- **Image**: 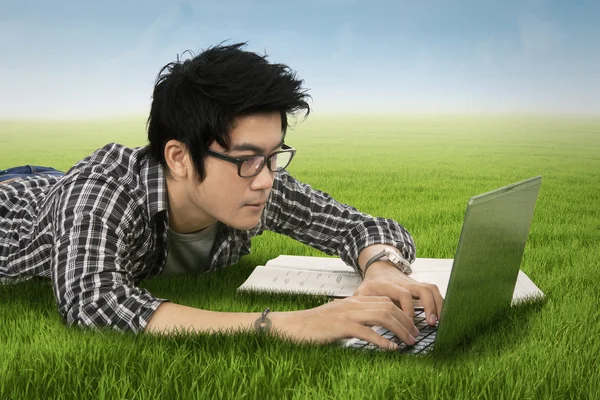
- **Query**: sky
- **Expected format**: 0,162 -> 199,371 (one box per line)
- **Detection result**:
1,0 -> 599,118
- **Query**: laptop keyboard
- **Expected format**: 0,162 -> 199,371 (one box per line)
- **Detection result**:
344,310 -> 438,354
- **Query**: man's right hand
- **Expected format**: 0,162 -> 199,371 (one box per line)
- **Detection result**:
270,296 -> 419,351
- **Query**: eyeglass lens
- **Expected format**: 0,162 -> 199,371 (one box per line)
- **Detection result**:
239,151 -> 293,177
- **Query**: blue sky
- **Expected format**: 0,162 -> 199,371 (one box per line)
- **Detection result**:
1,0 -> 599,118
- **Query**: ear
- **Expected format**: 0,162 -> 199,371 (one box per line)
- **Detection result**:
164,139 -> 192,179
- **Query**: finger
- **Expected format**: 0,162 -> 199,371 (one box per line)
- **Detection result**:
372,283 -> 415,318
340,296 -> 419,337
349,295 -> 398,303
351,309 -> 417,346
351,325 -> 402,351
428,284 -> 444,321
413,284 -> 439,326
355,283 -> 415,317
396,289 -> 415,319
347,299 -> 417,332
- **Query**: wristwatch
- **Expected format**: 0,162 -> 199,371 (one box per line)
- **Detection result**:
363,248 -> 413,277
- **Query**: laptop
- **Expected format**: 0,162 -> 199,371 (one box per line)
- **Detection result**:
342,176 -> 543,354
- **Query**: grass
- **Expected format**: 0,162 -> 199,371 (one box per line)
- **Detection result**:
1,114 -> 599,399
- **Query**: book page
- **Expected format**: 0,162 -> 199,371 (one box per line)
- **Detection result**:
265,255 -> 355,273
239,256 -> 544,301
263,256 -> 454,296
237,265 -> 361,297
513,270 -> 545,303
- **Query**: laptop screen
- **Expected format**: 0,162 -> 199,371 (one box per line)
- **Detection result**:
434,176 -> 542,353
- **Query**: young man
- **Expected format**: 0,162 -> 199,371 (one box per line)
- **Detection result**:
0,43 -> 443,350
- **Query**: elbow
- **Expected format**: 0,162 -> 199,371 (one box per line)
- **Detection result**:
58,293 -> 166,334
60,301 -> 117,331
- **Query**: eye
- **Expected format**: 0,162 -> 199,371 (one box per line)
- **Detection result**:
240,156 -> 265,176
242,156 -> 263,166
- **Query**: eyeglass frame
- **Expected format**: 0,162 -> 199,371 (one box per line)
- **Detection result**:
206,144 -> 297,178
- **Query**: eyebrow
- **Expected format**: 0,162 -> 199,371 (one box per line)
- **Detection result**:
230,139 -> 284,154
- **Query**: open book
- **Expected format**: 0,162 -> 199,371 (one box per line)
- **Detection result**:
237,255 -> 545,304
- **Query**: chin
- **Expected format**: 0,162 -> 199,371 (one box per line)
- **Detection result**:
227,218 -> 261,231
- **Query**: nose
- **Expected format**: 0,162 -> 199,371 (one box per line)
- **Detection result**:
250,164 -> 276,191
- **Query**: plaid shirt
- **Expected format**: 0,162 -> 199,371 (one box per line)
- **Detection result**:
0,143 -> 415,333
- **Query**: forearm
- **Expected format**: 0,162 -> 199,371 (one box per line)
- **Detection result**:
145,297 -> 424,349
144,302 -> 290,335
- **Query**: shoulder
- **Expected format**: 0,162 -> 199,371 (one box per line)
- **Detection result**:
62,143 -> 152,196
271,170 -> 313,196
51,144 -> 154,219
68,143 -> 144,178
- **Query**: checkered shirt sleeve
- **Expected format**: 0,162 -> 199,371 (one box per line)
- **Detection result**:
50,174 -> 167,333
262,171 -> 416,275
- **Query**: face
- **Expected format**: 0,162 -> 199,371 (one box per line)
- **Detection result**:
165,111 -> 284,232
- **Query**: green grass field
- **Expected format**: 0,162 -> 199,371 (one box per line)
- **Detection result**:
1,114 -> 599,399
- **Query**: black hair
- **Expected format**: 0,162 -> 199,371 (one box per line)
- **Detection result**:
147,42 -> 311,181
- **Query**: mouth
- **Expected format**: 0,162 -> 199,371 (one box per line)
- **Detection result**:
246,202 -> 266,207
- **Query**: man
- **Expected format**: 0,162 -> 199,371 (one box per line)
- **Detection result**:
0,43 -> 443,351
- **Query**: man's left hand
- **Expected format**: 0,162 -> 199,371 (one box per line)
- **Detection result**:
353,261 -> 444,326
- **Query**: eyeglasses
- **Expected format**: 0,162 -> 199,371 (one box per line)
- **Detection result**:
206,144 -> 297,178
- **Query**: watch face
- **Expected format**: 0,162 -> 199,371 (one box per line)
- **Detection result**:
386,250 -> 401,264
387,250 -> 413,274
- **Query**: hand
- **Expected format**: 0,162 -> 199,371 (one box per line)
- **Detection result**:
354,261 -> 444,327
271,296 -> 420,350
